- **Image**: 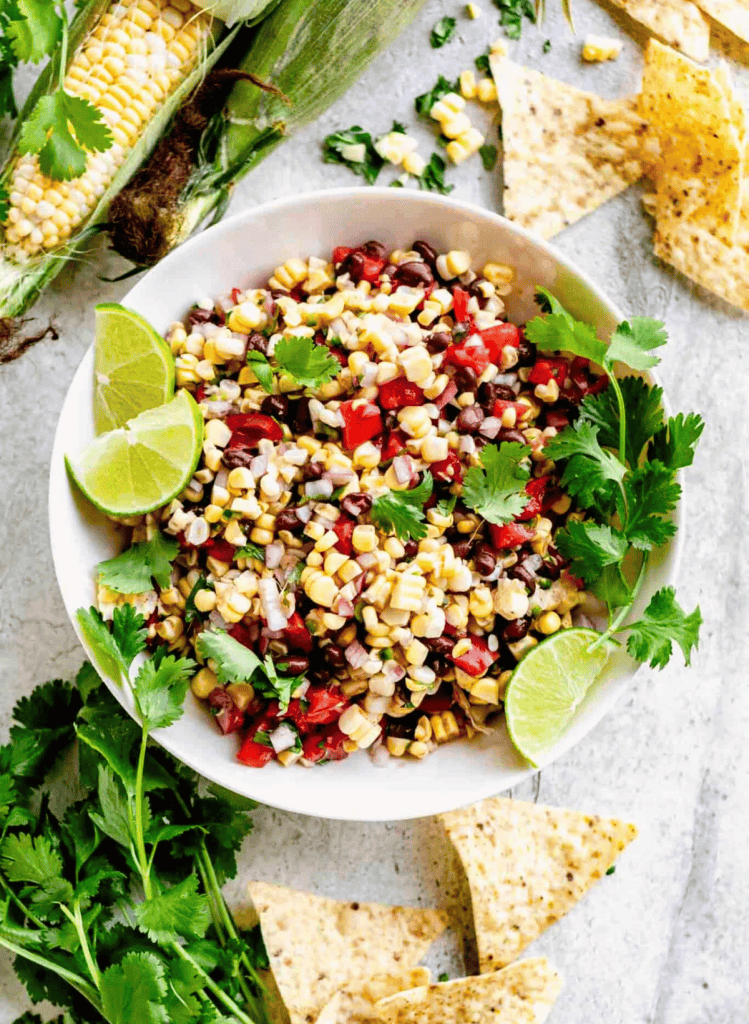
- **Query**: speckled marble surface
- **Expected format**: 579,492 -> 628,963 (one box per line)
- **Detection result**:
1,1 -> 748,1021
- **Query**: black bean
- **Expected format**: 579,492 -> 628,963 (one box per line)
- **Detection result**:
340,492 -> 373,517
429,654 -> 451,677
466,280 -> 488,308
361,240 -> 387,260
474,545 -> 497,577
342,251 -> 366,282
424,635 -> 455,657
292,397 -> 312,435
395,261 -> 434,288
302,461 -> 324,481
279,655 -> 310,674
309,665 -> 332,685
324,644 -> 347,670
516,333 -> 536,367
456,404 -> 484,432
502,617 -> 531,642
275,509 -> 302,532
260,394 -> 289,418
383,410 -> 399,431
246,332 -> 268,355
451,538 -> 475,560
412,240 -> 439,268
222,448 -> 254,469
426,331 -> 452,354
403,540 -> 418,558
477,381 -> 515,412
509,563 -> 536,593
187,306 -> 219,327
451,365 -> 477,393
497,428 -> 527,445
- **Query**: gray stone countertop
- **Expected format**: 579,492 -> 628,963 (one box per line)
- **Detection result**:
1,0 -> 748,1020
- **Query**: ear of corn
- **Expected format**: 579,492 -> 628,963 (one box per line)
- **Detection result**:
0,0 -> 279,321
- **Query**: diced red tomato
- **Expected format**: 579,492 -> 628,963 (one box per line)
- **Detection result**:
433,379 -> 457,410
452,287 -> 470,322
195,383 -> 207,403
489,523 -> 536,549
359,255 -> 386,283
332,246 -> 352,265
449,634 -> 498,677
444,337 -> 493,376
528,358 -> 568,387
492,398 -> 527,421
226,413 -> 283,446
237,737 -> 275,767
516,476 -> 560,521
231,287 -> 242,305
419,686 -> 456,714
205,538 -> 237,563
340,401 -> 383,450
563,570 -> 586,590
431,449 -> 463,484
378,377 -> 425,410
228,623 -> 255,650
304,686 -> 348,725
378,430 -> 409,462
480,323 -> 520,361
545,410 -> 570,431
333,515 -> 355,555
319,725 -> 349,760
301,732 -> 327,763
282,612 -> 313,653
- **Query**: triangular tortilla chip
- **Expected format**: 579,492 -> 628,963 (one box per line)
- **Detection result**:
249,881 -> 449,1024
315,969 -> 432,1024
375,958 -> 562,1024
639,40 -> 743,246
440,797 -> 637,972
490,56 -> 648,239
596,0 -> 709,61
692,0 -> 749,43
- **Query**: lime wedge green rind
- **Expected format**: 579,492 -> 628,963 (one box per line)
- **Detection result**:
93,302 -> 175,435
67,390 -> 203,517
504,627 -> 616,769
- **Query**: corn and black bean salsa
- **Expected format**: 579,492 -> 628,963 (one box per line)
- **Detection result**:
98,240 -> 608,767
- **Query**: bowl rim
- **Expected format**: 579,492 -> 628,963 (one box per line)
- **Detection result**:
49,186 -> 683,821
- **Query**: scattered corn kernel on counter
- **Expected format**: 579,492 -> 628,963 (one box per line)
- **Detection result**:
97,240 -> 608,767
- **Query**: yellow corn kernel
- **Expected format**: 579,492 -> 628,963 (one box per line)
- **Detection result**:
536,610 -> 562,635
352,441 -> 381,470
402,151 -> 427,176
476,77 -> 497,103
338,704 -> 369,736
352,525 -> 378,554
386,736 -> 409,757
469,586 -> 494,619
470,677 -> 500,704
224,519 -> 247,546
305,574 -> 338,608
460,70 -> 477,99
193,587 -> 217,613
249,527 -> 274,546
338,559 -> 363,584
430,93 -> 465,123
398,404 -> 432,438
191,667 -> 218,699
408,740 -> 429,759
420,435 -> 450,463
324,550 -> 348,576
508,634 -> 538,660
436,250 -> 472,279
406,640 -> 429,667
582,34 -> 623,62
466,2 -> 482,16
390,574 -> 426,612
228,302 -> 265,333
314,530 -> 338,553
535,378 -> 560,404
531,516 -> 553,557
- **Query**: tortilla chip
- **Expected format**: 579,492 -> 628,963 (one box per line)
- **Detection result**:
491,55 -> 648,239
249,881 -> 449,1024
440,797 -> 637,972
639,40 -> 743,245
598,0 -> 709,61
375,958 -> 562,1024
692,0 -> 749,43
315,969 -> 432,1024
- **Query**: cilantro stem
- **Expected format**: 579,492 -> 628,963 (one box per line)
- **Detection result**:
608,374 -> 628,467
173,942 -> 257,1024
60,902 -> 100,988
588,554 -> 649,653
0,875 -> 46,929
0,933 -> 103,1014
134,725 -> 152,898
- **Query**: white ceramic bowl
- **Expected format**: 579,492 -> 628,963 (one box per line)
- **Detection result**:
49,187 -> 680,821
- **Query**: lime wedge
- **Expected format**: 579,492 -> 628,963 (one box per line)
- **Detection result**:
67,390 -> 203,517
93,303 -> 175,434
504,628 -> 616,768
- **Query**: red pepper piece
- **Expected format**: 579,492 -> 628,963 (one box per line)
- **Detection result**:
449,633 -> 498,677
563,570 -> 586,590
333,515 -> 355,555
282,612 -> 313,653
206,538 -> 237,563
228,622 -> 255,649
516,476 -> 560,521
528,358 -> 569,387
304,686 -> 348,726
320,724 -> 350,761
378,430 -> 409,462
452,287 -> 470,322
545,410 -> 570,431
492,398 -> 527,421
195,383 -> 207,403
431,449 -> 463,484
480,323 -> 520,361
236,737 -> 275,767
340,400 -> 383,450
444,338 -> 493,376
489,523 -> 536,549
332,246 -> 352,266
301,731 -> 327,763
433,379 -> 457,410
359,255 -> 386,283
226,413 -> 283,446
419,686 -> 456,714
231,287 -> 242,305
378,377 -> 425,410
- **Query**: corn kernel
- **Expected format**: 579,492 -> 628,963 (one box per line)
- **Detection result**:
466,2 -> 482,16
403,151 -> 427,176
224,519 -> 247,546
582,34 -> 623,62
191,667 -> 217,699
442,113 -> 473,139
414,715 -> 432,742
305,574 -> 338,608
537,610 -> 562,635
387,736 -> 409,756
405,640 -> 429,667
470,677 -> 500,704
352,525 -> 378,553
476,77 -> 497,103
408,740 -> 429,759
194,588 -> 217,613
460,70 -> 477,99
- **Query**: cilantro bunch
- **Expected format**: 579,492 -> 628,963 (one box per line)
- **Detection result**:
0,638 -> 270,1023
525,290 -> 703,669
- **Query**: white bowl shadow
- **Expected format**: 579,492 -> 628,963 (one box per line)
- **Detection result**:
49,187 -> 682,821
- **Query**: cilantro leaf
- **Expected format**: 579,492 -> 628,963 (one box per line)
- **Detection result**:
606,318 -> 668,371
626,587 -> 702,669
7,0 -> 63,63
97,534 -> 178,594
273,335 -> 340,390
76,661 -> 102,703
555,520 -> 629,582
462,442 -> 531,524
99,952 -> 168,1024
1,832 -> 65,886
479,144 -> 498,171
591,562 -> 633,610
436,494 -> 457,517
431,16 -> 456,47
545,420 -> 624,514
132,653 -> 196,731
494,0 -> 536,40
111,604 -> 147,667
76,606 -> 129,683
135,874 -> 211,944
88,764 -> 131,846
196,630 -> 262,685
475,52 -> 491,74
525,289 -> 608,365
322,125 -> 383,184
184,577 -> 213,625
371,472 -> 433,541
617,461 -> 679,551
580,376 -> 664,469
417,152 -> 454,194
415,74 -> 459,117
247,350 -> 273,393
650,412 -> 705,470
254,656 -> 304,712
234,542 -> 265,563
18,90 -> 112,181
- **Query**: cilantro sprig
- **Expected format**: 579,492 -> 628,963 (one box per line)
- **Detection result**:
531,290 -> 703,669
371,472 -> 433,542
274,335 -> 340,390
462,442 -> 532,524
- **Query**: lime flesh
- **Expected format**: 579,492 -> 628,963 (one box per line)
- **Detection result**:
504,627 -> 616,768
67,390 -> 203,517
93,303 -> 175,434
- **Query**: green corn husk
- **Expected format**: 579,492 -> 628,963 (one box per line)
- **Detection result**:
108,0 -> 429,265
0,0 -> 280,326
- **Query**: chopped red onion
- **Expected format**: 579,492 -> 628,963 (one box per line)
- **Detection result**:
264,541 -> 284,569
297,504 -> 313,524
203,400 -> 233,419
305,478 -> 334,499
383,661 -> 406,682
345,640 -> 368,669
215,469 -> 228,488
335,598 -> 355,618
250,454 -> 268,477
270,723 -> 297,753
361,364 -> 378,388
459,435 -> 476,455
326,467 -> 355,486
479,417 -> 501,438
258,578 -> 288,631
495,372 -> 518,386
393,455 -> 413,484
208,611 -> 231,630
357,552 -> 378,570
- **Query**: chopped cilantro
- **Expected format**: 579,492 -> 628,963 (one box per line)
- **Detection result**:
371,472 -> 433,542
475,51 -> 491,74
462,442 -> 531,524
438,972 -> 450,983
543,38 -> 552,52
235,542 -> 265,563
96,533 -> 178,594
415,74 -> 459,117
418,153 -> 454,195
184,577 -> 213,624
479,143 -> 498,171
606,865 -> 616,875
322,125 -> 383,184
494,0 -> 536,40
431,16 -> 457,47
273,335 -> 340,390
247,350 -> 274,393
435,494 -> 457,517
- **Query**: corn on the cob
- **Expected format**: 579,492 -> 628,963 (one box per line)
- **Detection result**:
3,0 -> 213,260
